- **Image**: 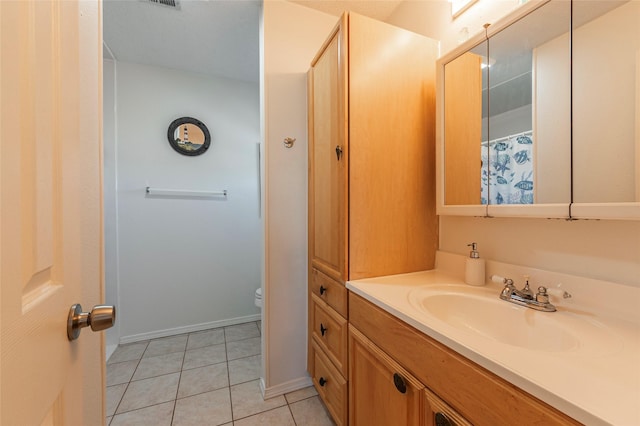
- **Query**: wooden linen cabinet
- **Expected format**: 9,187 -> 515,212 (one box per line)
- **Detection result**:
307,11 -> 439,425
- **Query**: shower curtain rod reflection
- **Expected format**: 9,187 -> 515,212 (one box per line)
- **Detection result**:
145,187 -> 228,197
482,130 -> 532,146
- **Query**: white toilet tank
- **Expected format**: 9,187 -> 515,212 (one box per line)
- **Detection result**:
254,287 -> 262,308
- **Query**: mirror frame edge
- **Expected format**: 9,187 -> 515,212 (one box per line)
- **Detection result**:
570,203 -> 640,221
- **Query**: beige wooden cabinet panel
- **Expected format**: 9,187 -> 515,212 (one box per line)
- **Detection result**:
308,12 -> 439,425
309,22 -> 347,283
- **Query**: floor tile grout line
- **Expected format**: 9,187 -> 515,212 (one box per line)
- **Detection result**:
171,347 -> 187,425
109,399 -> 178,418
287,397 -> 299,426
231,403 -> 289,423
170,388 -> 179,425
110,341 -> 148,417
223,327 -> 238,425
174,383 -> 231,401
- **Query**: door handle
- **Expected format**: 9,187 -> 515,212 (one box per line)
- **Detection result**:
320,323 -> 328,336
67,304 -> 116,341
393,373 -> 407,394
335,145 -> 343,161
434,412 -> 453,426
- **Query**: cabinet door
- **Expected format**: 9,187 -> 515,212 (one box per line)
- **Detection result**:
349,325 -> 424,426
348,13 -> 438,279
424,388 -> 471,426
308,20 -> 348,283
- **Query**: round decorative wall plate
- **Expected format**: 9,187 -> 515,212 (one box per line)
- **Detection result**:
167,117 -> 211,156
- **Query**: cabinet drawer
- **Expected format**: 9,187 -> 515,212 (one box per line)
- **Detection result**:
349,292 -> 580,426
311,294 -> 348,375
310,268 -> 348,318
424,387 -> 471,426
311,340 -> 347,426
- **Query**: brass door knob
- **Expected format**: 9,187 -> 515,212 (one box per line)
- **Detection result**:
67,304 -> 116,341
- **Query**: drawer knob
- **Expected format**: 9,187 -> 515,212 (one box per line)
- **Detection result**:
320,323 -> 328,336
319,285 -> 327,295
435,412 -> 453,426
319,377 -> 327,387
393,373 -> 407,394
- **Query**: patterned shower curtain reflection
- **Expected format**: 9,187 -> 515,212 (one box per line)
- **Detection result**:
481,131 -> 534,204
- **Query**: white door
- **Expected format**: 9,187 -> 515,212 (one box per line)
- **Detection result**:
1,0 -> 105,424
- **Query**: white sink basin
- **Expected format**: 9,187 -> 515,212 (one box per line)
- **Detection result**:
408,285 -> 619,354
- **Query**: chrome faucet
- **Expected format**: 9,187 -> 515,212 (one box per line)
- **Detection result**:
494,275 -> 557,312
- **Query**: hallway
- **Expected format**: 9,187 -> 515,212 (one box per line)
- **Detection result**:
106,322 -> 334,425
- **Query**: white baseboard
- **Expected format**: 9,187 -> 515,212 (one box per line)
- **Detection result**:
260,375 -> 313,399
119,314 -> 261,344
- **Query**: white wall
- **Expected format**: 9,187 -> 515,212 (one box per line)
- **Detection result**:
261,0 -> 336,395
388,1 -> 640,288
112,61 -> 261,341
387,0 -> 522,55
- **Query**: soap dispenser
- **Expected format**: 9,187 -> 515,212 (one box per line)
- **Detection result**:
465,242 -> 486,286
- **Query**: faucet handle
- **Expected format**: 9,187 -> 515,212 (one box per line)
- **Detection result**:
491,275 -> 514,286
536,286 -> 550,304
546,287 -> 572,299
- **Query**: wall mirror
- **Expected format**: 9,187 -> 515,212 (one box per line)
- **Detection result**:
438,0 -> 639,219
438,0 -> 571,217
484,1 -> 571,210
571,1 -> 640,219
167,117 -> 211,156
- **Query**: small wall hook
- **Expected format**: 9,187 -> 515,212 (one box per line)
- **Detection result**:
283,137 -> 296,148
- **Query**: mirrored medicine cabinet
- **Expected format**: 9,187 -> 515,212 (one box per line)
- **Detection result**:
436,0 -> 640,220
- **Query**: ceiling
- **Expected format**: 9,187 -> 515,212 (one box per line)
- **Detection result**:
103,0 -> 261,83
290,0 -> 403,21
103,0 -> 404,84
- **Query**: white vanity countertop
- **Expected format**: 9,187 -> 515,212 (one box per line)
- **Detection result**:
347,264 -> 640,426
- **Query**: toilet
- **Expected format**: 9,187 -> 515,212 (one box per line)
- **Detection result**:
254,287 -> 262,308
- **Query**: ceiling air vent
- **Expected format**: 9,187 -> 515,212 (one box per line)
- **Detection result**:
142,0 -> 181,10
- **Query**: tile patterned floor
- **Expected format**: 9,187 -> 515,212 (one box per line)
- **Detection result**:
107,321 -> 335,426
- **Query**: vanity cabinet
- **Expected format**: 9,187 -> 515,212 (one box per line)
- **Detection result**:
308,12 -> 439,425
424,388 -> 471,426
349,292 -> 581,426
349,322 -> 472,426
349,325 -> 424,425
